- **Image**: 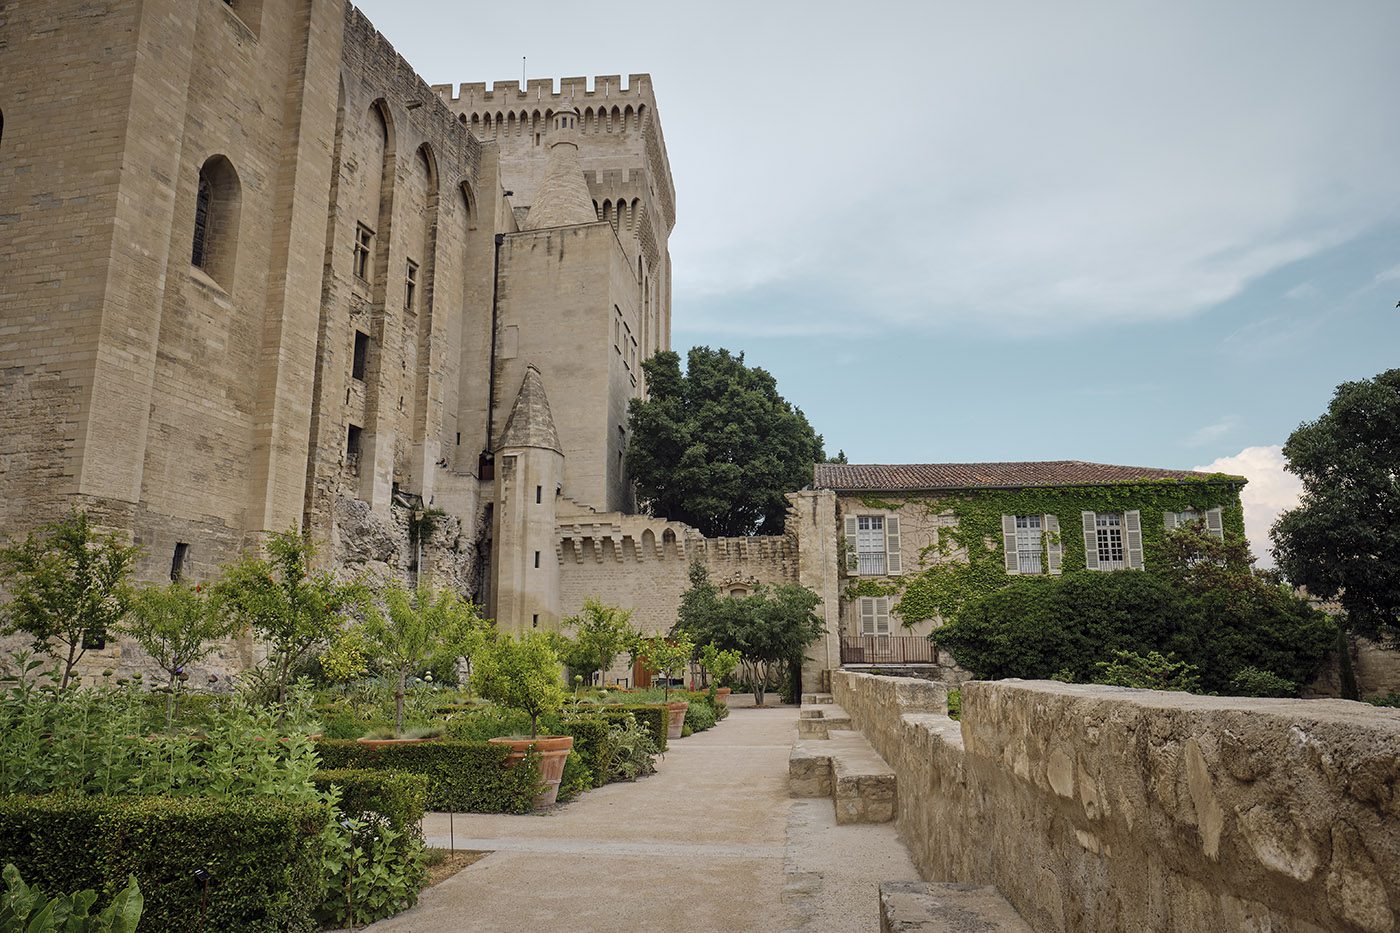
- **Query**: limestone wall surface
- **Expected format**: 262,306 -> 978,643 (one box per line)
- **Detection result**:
834,670 -> 1400,933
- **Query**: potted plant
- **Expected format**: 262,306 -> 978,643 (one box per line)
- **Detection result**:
699,643 -> 742,706
472,632 -> 573,808
350,581 -> 485,746
638,634 -> 694,739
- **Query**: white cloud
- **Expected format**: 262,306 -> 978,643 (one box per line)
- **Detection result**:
1195,445 -> 1302,567
1186,417 -> 1237,448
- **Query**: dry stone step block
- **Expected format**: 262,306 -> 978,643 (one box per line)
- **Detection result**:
879,881 -> 1033,932
788,741 -> 833,798
802,693 -> 835,705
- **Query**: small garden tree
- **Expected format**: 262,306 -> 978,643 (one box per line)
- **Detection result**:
471,633 -> 566,739
0,510 -> 139,690
560,599 -> 635,686
124,582 -> 237,691
363,582 -> 487,737
699,643 -> 741,699
635,633 -> 694,703
214,528 -> 368,704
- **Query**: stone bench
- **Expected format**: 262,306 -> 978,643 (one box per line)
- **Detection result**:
801,692 -> 835,705
879,881 -> 1032,932
796,703 -> 852,738
789,729 -> 896,824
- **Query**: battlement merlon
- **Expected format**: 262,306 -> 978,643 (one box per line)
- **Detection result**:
431,74 -> 655,106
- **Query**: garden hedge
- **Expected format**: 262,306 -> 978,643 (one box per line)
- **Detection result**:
315,740 -> 539,813
557,716 -> 612,790
312,769 -> 428,830
0,794 -> 328,932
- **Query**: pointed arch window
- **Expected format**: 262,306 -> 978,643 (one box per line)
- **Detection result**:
190,156 -> 241,289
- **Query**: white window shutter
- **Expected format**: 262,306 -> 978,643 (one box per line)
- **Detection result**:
844,516 -> 859,573
1082,512 -> 1099,570
1044,514 -> 1062,575
1125,509 -> 1145,569
1001,515 -> 1019,573
885,516 -> 902,575
1165,510 -> 1178,531
875,597 -> 891,634
859,597 -> 875,635
1205,507 -> 1224,540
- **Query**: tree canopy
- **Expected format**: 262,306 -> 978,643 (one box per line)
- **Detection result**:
1272,367 -> 1400,647
626,347 -> 826,536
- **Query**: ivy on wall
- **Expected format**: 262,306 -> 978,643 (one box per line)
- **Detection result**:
840,478 -> 1247,626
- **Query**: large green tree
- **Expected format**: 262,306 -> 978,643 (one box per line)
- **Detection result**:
626,347 -> 826,536
1272,368 -> 1400,648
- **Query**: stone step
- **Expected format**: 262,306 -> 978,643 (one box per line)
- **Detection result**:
801,693 -> 835,705
796,703 -> 852,738
879,881 -> 1032,932
789,730 -> 896,824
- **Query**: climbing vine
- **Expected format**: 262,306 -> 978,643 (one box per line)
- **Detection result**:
840,478 -> 1247,626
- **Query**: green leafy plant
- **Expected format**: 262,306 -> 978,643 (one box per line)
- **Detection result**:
0,863 -> 141,933
634,634 -> 693,703
359,582 -> 487,737
470,633 -> 566,739
1228,666 -> 1297,698
560,599 -> 635,686
1091,650 -> 1202,692
122,581 -> 237,732
684,700 -> 716,732
315,740 -> 540,813
214,528 -> 369,705
0,510 -> 139,690
698,643 -> 741,698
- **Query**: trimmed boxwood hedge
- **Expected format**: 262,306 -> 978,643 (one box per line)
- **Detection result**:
0,794 -> 328,932
557,716 -> 612,790
312,769 -> 428,830
315,740 -> 539,813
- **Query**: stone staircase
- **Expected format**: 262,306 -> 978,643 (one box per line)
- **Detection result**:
789,702 -> 897,824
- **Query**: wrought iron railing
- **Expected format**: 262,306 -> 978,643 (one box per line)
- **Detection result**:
840,634 -> 938,666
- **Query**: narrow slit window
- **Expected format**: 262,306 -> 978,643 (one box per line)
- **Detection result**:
191,178 -> 212,268
351,330 -> 369,380
404,260 -> 418,312
535,485 -> 542,504
346,423 -> 363,465
534,551 -> 541,569
171,542 -> 190,582
353,223 -> 374,280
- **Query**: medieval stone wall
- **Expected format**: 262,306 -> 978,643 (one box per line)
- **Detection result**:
834,671 -> 1400,933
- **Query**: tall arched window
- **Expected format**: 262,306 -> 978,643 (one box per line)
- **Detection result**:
191,155 -> 241,289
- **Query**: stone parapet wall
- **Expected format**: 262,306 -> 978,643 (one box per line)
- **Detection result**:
833,671 -> 1400,932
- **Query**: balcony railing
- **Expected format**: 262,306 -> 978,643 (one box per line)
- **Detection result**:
840,634 -> 938,666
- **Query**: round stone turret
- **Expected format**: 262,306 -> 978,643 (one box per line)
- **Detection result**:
522,103 -> 597,230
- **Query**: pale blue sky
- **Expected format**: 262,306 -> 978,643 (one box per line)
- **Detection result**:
357,0 -> 1399,552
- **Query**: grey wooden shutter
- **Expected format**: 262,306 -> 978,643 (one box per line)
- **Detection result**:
1125,510 -> 1144,569
859,597 -> 876,634
885,516 -> 902,575
1164,510 -> 1178,531
844,515 -> 859,573
1044,514 -> 1062,575
1082,511 -> 1100,570
1205,507 -> 1224,540
1001,515 -> 1019,573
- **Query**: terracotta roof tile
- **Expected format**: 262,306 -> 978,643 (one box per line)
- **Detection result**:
812,461 -> 1244,492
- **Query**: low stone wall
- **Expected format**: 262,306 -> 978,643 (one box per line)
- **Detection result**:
834,670 -> 1400,932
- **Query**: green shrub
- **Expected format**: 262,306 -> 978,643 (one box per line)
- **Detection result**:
0,795 -> 328,932
946,689 -> 961,721
0,863 -> 142,933
315,740 -> 539,814
1092,650 -> 1202,692
684,701 -> 716,732
1227,666 -> 1297,697
603,712 -> 659,782
1369,692 -> 1400,708
312,770 -> 427,830
443,706 -> 534,742
557,716 -> 613,791
579,705 -> 668,752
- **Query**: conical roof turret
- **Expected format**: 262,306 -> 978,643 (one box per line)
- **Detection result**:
522,104 -> 598,230
498,365 -> 563,453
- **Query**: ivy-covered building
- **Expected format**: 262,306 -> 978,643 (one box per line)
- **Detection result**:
791,461 -> 1246,688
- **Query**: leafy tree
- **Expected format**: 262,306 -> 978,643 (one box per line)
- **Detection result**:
1273,368 -> 1400,648
123,582 -> 237,691
361,582 -> 487,736
1091,650 -> 1202,692
560,599 -> 635,686
0,510 -> 139,690
471,633 -> 566,739
213,528 -> 368,705
626,347 -> 826,536
698,643 -> 742,698
634,633 -> 693,703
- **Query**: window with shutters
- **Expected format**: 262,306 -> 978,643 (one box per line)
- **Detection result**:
1095,513 -> 1126,569
1015,515 -> 1043,573
856,516 -> 886,575
858,597 -> 890,635
1167,507 -> 1224,540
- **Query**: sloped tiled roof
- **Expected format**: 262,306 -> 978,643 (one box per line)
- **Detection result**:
813,461 -> 1244,492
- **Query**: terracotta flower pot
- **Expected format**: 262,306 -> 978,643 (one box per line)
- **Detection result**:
489,735 -> 575,809
666,700 -> 689,740
714,687 -> 732,706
